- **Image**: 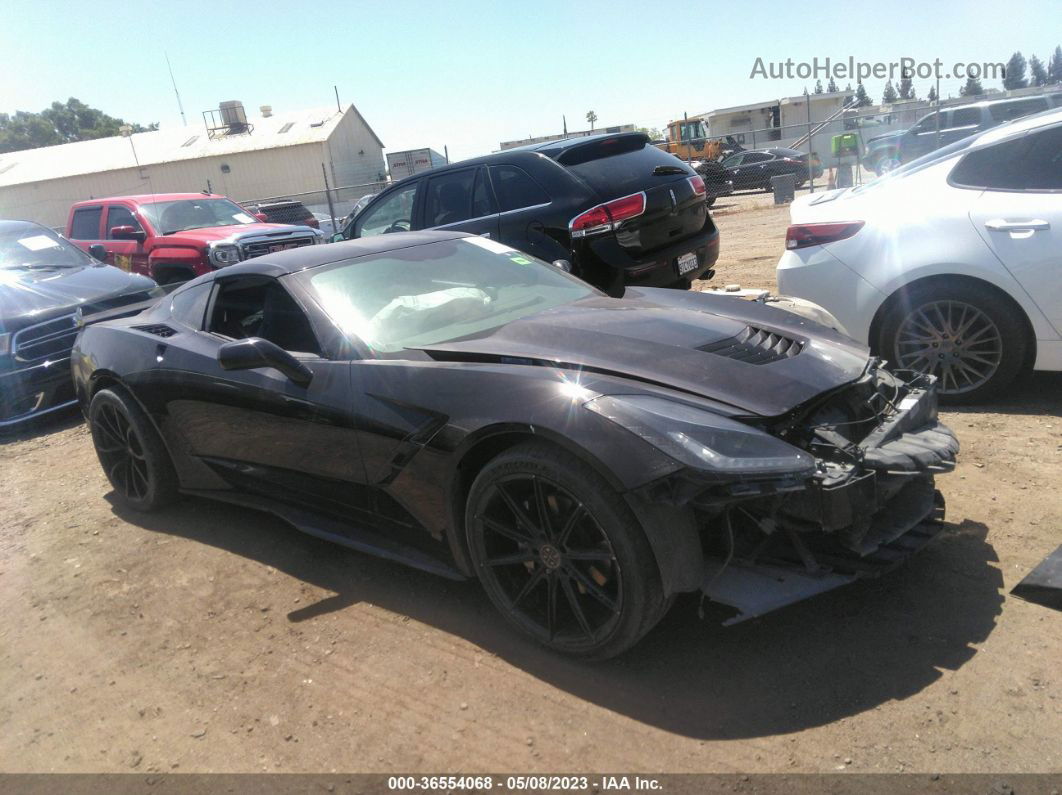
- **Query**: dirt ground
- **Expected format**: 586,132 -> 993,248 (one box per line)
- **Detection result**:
2,198 -> 1060,775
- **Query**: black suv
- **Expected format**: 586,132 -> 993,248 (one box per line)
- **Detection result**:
335,133 -> 719,294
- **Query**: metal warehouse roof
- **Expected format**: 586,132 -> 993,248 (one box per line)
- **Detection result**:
0,105 -> 383,188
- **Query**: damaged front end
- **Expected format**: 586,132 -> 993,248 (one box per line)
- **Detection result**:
611,362 -> 959,624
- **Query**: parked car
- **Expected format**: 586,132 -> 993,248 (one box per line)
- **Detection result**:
695,159 -> 733,207
778,108 -> 1062,403
897,91 -> 1062,163
334,132 -> 719,295
66,193 -> 324,286
73,231 -> 957,658
246,199 -> 320,229
722,148 -> 820,192
1,220 -> 161,427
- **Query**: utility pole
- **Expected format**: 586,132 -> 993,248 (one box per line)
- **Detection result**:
165,52 -> 187,126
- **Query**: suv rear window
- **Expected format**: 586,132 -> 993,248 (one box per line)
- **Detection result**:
560,138 -> 692,197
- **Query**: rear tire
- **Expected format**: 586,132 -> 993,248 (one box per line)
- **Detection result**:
89,388 -> 178,511
465,442 -> 667,659
877,282 -> 1027,404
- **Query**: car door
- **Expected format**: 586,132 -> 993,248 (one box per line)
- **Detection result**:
148,275 -> 373,516
902,111 -> 948,161
67,204 -> 104,255
349,180 -> 423,238
489,164 -> 565,261
103,203 -> 150,276
732,152 -> 770,189
419,166 -> 499,238
964,125 -> 1062,334
942,107 -> 983,147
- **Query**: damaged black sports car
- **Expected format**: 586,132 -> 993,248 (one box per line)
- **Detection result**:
72,231 -> 958,659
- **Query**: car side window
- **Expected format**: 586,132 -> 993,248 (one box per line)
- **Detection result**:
106,206 -> 143,238
911,113 -> 939,134
743,152 -> 770,163
489,165 -> 550,212
207,278 -> 322,355
950,108 -> 981,128
950,127 -> 1062,191
423,169 -> 476,227
355,183 -> 420,237
471,168 -> 495,218
170,283 -> 213,330
989,98 -> 1048,122
70,207 -> 102,240
722,153 -> 744,167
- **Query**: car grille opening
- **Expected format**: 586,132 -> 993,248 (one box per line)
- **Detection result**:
12,314 -> 79,363
240,235 -> 316,260
699,325 -> 803,364
132,324 -> 178,338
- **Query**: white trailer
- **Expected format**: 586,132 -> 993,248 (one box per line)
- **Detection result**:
386,148 -> 448,181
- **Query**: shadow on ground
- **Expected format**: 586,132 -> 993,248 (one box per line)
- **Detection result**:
943,370 -> 1062,418
114,493 -> 1003,741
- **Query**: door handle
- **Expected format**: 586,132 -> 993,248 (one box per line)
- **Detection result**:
985,218 -> 1050,232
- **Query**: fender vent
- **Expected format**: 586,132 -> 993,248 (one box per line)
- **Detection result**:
699,325 -> 803,364
132,324 -> 178,338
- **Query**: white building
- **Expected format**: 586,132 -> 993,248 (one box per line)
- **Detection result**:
701,91 -> 852,149
0,103 -> 385,228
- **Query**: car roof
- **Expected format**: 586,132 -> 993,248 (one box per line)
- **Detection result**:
198,230 -> 474,279
71,193 -> 228,207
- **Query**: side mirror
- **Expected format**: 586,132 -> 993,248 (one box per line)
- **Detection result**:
254,212 -> 269,222
217,337 -> 313,387
552,259 -> 573,273
110,225 -> 146,243
331,232 -> 344,243
88,244 -> 107,262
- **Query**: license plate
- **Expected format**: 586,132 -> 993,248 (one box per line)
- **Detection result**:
676,252 -> 699,275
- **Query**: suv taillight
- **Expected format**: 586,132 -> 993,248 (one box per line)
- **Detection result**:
688,175 -> 706,196
785,221 -> 864,250
569,191 -> 647,238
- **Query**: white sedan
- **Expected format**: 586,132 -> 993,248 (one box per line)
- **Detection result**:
777,107 -> 1062,402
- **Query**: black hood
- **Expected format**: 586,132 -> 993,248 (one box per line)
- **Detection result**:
419,287 -> 870,417
0,263 -> 158,333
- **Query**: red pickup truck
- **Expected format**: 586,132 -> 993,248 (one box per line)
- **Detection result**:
66,193 -> 323,285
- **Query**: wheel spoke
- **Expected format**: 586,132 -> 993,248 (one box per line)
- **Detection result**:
495,483 -> 541,539
563,562 -> 619,613
509,566 -> 546,610
560,575 -> 595,640
563,548 -> 615,562
484,549 -> 536,567
555,503 -> 585,549
532,477 -> 554,540
481,515 -> 534,546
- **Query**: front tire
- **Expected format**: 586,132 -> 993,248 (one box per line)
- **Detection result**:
877,283 -> 1027,403
89,388 -> 178,511
465,442 -> 667,659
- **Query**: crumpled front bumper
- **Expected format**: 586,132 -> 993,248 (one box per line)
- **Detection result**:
0,356 -> 77,427
698,375 -> 959,624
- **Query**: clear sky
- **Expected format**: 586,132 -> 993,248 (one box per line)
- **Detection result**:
1,0 -> 1058,162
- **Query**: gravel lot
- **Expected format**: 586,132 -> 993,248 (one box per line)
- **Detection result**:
2,199 -> 1060,774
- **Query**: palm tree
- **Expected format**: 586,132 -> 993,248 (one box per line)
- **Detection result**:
586,111 -> 598,131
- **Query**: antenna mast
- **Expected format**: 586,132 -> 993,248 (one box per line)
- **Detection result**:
165,52 -> 187,125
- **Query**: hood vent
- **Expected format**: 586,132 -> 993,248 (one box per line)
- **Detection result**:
699,325 -> 803,365
133,324 -> 178,338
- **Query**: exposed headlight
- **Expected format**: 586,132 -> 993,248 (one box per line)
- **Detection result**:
586,394 -> 815,478
208,244 -> 242,267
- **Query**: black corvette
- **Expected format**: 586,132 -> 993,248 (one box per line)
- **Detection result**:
72,231 -> 958,658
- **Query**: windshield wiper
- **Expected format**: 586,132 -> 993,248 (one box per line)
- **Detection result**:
653,165 -> 687,176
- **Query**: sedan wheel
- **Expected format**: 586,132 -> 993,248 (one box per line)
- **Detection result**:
880,284 -> 1027,404
466,443 -> 667,659
89,388 -> 178,511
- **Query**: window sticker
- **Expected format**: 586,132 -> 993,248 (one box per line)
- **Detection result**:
232,212 -> 255,224
18,234 -> 61,252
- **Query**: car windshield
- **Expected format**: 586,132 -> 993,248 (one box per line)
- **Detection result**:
303,237 -> 595,353
0,224 -> 92,270
139,198 -> 258,235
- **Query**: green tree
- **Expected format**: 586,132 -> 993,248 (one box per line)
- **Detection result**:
960,75 -> 985,96
853,80 -> 872,107
927,84 -> 938,102
637,126 -> 662,140
882,80 -> 899,104
1003,52 -> 1028,90
1049,46 -> 1062,83
814,79 -> 824,94
827,77 -> 839,93
898,75 -> 915,100
0,97 -> 156,154
585,110 -> 598,131
1029,54 -> 1048,86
